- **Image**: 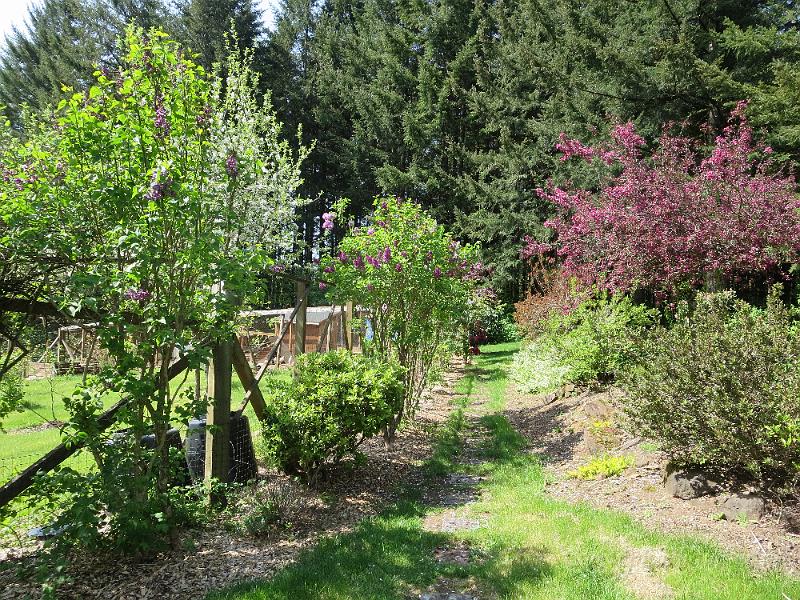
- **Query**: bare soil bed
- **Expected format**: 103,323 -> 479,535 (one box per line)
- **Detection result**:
504,384 -> 800,575
0,362 -> 465,600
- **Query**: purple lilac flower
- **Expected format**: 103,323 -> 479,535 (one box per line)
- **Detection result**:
226,154 -> 239,178
353,256 -> 365,271
367,228 -> 375,236
271,265 -> 286,273
324,265 -> 335,274
377,220 -> 387,228
433,267 -> 442,279
367,283 -> 374,292
338,250 -> 349,263
381,201 -> 388,210
382,247 -> 392,263
154,101 -> 169,137
319,282 -> 327,290
401,251 -> 408,258
145,170 -> 173,201
196,105 -> 212,127
322,212 -> 335,231
124,288 -> 151,302
395,263 -> 403,272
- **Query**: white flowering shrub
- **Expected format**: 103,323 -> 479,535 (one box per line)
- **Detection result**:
209,46 -> 310,256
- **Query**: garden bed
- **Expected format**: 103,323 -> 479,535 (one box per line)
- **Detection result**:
503,384 -> 800,575
0,361 -> 466,600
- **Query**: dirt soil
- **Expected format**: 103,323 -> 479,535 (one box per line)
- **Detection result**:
0,361 -> 465,600
504,384 -> 800,575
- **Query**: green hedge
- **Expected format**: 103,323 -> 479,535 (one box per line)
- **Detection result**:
260,351 -> 404,481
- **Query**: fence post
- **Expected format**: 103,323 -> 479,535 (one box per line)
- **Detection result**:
294,280 -> 307,357
205,337 -> 232,493
344,301 -> 354,351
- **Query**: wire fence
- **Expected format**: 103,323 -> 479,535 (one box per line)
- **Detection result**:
1,420 -> 264,490
0,449 -> 96,487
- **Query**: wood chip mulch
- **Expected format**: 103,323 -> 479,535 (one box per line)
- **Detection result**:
0,362 -> 466,600
503,385 -> 800,575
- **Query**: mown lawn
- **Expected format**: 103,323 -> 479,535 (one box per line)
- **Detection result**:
0,368 -> 287,482
208,343 -> 800,600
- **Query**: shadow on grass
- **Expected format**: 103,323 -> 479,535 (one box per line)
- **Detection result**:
209,496 -> 553,600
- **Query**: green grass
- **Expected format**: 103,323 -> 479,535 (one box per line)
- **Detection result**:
0,368 -> 289,482
208,342 -> 800,600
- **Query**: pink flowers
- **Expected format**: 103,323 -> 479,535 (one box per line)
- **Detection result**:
225,154 -> 238,178
124,288 -> 150,302
322,212 -> 335,231
538,106 -> 800,294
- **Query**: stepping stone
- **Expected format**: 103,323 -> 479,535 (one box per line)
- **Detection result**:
445,473 -> 484,486
440,513 -> 481,532
420,594 -> 476,600
434,545 -> 472,565
423,510 -> 482,533
441,489 -> 479,506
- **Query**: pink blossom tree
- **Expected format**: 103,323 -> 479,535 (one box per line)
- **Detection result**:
526,103 -> 800,296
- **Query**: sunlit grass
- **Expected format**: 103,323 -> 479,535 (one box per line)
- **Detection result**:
209,343 -> 800,600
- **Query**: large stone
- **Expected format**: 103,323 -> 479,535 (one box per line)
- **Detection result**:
664,469 -> 715,499
721,493 -> 766,522
583,395 -> 613,420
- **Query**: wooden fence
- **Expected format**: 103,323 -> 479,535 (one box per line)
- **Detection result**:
0,280 -> 359,509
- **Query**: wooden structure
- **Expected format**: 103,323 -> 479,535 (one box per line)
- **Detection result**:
238,304 -> 360,367
0,280 -> 368,509
55,324 -> 104,374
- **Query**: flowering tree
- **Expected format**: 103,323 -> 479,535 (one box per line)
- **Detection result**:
321,197 -> 478,440
526,103 -> 800,296
0,28 -> 306,550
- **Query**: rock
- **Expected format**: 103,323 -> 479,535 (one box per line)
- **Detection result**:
583,395 -> 612,419
561,383 -> 577,397
721,493 -> 766,522
664,469 -> 715,499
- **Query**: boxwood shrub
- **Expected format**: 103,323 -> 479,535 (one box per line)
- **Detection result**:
260,350 -> 404,481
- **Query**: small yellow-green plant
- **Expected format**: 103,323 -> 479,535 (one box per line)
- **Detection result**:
569,454 -> 633,480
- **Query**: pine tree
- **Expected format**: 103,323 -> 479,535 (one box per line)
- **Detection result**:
177,0 -> 264,71
0,0 -> 174,122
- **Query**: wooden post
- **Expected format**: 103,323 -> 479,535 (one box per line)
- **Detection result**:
344,301 -> 354,351
205,338 -> 232,489
294,280 -> 307,357
231,342 -> 268,421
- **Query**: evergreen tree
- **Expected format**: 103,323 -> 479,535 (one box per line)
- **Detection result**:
0,0 -> 173,122
177,0 -> 265,71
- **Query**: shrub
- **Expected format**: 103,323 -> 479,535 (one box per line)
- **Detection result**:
623,289 -> 800,486
260,351 -> 404,482
321,197 -> 478,439
569,454 -> 634,480
511,295 -> 655,393
529,104 -> 800,296
226,481 -> 301,536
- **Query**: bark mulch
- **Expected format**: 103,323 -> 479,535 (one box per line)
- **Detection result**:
0,361 -> 465,600
503,384 -> 800,576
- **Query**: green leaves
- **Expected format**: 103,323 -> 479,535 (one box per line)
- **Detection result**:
321,197 -> 477,424
260,350 -> 404,482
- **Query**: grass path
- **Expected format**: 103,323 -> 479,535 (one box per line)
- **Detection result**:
209,343 -> 800,600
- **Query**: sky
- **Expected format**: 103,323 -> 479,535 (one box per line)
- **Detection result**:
0,0 -> 279,44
